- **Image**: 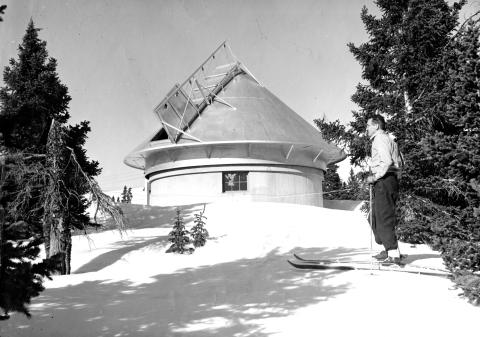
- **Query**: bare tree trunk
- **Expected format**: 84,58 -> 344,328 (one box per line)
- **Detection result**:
47,214 -> 68,275
43,217 -> 50,258
43,120 -> 126,274
43,120 -> 69,275
66,229 -> 71,275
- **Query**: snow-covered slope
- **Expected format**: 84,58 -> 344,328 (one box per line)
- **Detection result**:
2,201 -> 479,337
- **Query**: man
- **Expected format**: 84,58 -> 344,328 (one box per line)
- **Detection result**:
365,115 -> 402,263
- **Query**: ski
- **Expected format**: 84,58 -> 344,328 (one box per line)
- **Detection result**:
289,253 -> 450,277
293,253 -> 408,266
288,260 -> 355,271
288,259 -> 451,278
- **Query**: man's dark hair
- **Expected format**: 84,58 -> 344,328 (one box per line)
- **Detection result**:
369,115 -> 386,130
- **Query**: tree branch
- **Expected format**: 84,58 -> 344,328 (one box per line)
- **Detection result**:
65,146 -> 127,232
452,10 -> 480,39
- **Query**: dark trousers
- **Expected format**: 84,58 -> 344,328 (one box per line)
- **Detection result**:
371,173 -> 399,251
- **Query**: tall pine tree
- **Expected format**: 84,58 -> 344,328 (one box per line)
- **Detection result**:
318,0 -> 480,302
415,21 -> 480,249
346,0 -> 463,162
0,20 -> 70,152
0,18 -> 56,319
0,20 -> 122,317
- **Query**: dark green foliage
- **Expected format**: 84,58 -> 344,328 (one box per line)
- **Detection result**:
345,168 -> 369,200
0,5 -> 6,21
121,186 -> 128,203
340,0 -> 480,303
120,186 -> 132,203
191,208 -> 208,248
167,209 -> 192,254
314,117 -> 369,201
315,117 -> 355,200
0,20 -> 70,152
322,164 -> 343,200
439,239 -> 480,273
347,0 -> 464,157
437,239 -> 480,304
0,237 -> 51,317
396,21 -> 480,276
454,272 -> 480,305
0,155 -> 53,318
314,117 -> 353,152
0,19 -> 107,317
127,187 -> 133,203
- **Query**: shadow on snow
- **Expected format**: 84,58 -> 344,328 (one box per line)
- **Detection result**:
3,247 -> 364,337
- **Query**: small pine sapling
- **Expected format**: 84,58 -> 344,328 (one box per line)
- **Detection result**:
167,208 -> 192,254
191,206 -> 209,248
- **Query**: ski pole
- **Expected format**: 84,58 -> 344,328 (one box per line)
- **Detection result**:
368,183 -> 374,271
369,183 -> 373,251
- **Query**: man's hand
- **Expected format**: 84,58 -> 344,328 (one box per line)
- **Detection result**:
365,175 -> 376,184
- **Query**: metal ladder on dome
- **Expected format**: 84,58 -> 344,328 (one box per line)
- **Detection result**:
154,41 -> 254,143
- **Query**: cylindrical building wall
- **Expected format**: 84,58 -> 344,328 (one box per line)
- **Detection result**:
148,165 -> 324,207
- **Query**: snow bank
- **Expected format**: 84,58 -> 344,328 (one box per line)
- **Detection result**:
2,201 -> 478,337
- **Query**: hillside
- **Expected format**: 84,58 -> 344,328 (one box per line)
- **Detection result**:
1,201 -> 479,337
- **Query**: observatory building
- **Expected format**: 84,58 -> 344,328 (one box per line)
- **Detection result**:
124,42 -> 346,207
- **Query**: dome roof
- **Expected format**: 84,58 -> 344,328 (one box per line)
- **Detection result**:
177,72 -> 337,146
124,42 -> 346,170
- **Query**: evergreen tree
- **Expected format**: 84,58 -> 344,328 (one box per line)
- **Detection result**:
337,0 -> 465,232
0,20 -> 124,317
191,208 -> 208,248
0,20 -> 71,248
414,22 -> 480,262
41,121 -> 101,274
121,186 -> 128,203
344,0 -> 463,162
343,168 -> 368,200
0,20 -> 70,152
337,0 -> 480,302
0,138 -> 52,318
0,20 -> 104,273
63,121 -> 102,237
314,117 -> 352,200
0,19 -> 64,318
322,163 -> 344,200
167,209 -> 191,254
314,117 -> 352,152
127,187 -> 133,204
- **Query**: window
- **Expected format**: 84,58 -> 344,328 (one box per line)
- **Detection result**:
222,171 -> 248,192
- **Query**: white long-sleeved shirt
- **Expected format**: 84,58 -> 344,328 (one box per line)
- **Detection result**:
370,130 -> 402,181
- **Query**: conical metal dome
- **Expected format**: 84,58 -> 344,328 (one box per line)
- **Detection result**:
124,42 -> 346,207
176,72 -> 343,164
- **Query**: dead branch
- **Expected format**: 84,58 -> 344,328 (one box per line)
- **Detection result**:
65,146 -> 127,232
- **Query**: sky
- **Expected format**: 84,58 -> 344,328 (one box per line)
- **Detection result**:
0,0 -> 477,190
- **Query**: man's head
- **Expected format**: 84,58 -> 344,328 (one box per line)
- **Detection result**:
366,115 -> 385,138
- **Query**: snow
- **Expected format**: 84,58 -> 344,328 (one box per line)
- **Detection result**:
1,201 -> 479,337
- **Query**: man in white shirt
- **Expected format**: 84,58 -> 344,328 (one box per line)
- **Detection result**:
365,115 -> 402,263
